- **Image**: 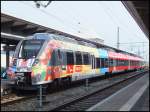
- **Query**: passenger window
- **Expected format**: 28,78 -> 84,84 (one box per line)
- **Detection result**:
109,59 -> 114,67
66,52 -> 74,65
75,52 -> 82,65
58,50 -> 67,66
61,51 -> 67,66
100,58 -> 109,68
58,49 -> 62,60
83,53 -> 90,65
96,58 -> 100,68
100,58 -> 105,68
49,50 -> 56,66
105,58 -> 109,67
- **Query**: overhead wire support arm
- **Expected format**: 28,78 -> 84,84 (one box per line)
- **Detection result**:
34,1 -> 52,8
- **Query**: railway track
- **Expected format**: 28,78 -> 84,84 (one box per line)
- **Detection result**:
0,70 -> 136,106
50,70 -> 148,111
1,93 -> 34,106
0,70 -> 132,101
1,70 -> 148,111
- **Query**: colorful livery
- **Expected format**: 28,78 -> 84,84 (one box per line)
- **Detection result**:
6,33 -> 145,89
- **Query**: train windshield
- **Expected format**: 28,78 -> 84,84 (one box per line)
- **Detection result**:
18,39 -> 44,59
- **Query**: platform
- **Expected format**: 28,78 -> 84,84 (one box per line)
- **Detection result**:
87,73 -> 149,111
130,85 -> 149,111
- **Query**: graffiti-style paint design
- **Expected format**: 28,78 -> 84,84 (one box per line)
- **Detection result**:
75,65 -> 82,72
67,65 -> 74,74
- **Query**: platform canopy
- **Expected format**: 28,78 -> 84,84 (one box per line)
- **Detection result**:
122,1 -> 149,39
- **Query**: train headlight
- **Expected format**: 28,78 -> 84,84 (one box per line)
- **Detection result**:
33,59 -> 39,66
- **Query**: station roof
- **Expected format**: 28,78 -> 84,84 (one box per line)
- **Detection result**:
1,13 -> 142,58
122,1 -> 149,39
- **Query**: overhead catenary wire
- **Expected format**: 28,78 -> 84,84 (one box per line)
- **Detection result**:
58,3 -> 101,37
19,1 -> 89,36
22,1 -> 103,38
104,2 -> 146,40
51,2 -> 100,38
97,2 -> 144,42
20,1 -> 101,39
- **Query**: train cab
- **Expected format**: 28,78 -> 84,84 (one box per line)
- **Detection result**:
6,33 -> 56,88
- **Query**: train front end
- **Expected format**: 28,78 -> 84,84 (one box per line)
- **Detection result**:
6,33 -> 54,90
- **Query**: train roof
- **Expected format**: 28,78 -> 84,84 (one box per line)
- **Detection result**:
29,33 -> 143,59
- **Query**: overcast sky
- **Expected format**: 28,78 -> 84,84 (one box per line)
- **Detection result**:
1,1 -> 149,61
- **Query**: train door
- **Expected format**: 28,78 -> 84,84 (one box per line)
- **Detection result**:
51,49 -> 63,79
57,49 -> 67,77
91,54 -> 96,75
60,50 -> 67,72
51,49 -> 69,86
91,55 -> 94,69
129,60 -> 131,70
113,59 -> 117,72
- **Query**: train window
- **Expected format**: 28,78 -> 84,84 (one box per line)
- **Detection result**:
118,60 -> 121,66
100,58 -> 104,68
109,59 -> 114,67
117,59 -> 124,66
125,60 -> 129,66
58,49 -> 62,60
18,40 -> 44,59
132,61 -> 135,66
130,61 -> 132,66
75,52 -> 82,65
124,60 -> 126,66
96,58 -> 100,68
117,60 -> 122,66
83,53 -> 90,65
118,60 -> 129,66
50,50 -> 56,66
105,58 -> 109,67
130,61 -> 133,66
66,52 -> 74,65
116,59 -> 118,66
100,58 -> 108,68
120,60 -> 124,66
59,50 -> 67,66
88,54 -> 91,65
49,50 -> 65,66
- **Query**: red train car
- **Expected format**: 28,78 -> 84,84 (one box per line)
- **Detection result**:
108,51 -> 143,73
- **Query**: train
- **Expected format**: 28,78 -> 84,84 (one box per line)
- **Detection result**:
6,33 -> 145,89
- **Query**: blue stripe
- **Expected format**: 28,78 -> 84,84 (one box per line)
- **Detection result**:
98,49 -> 108,58
100,68 -> 109,74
